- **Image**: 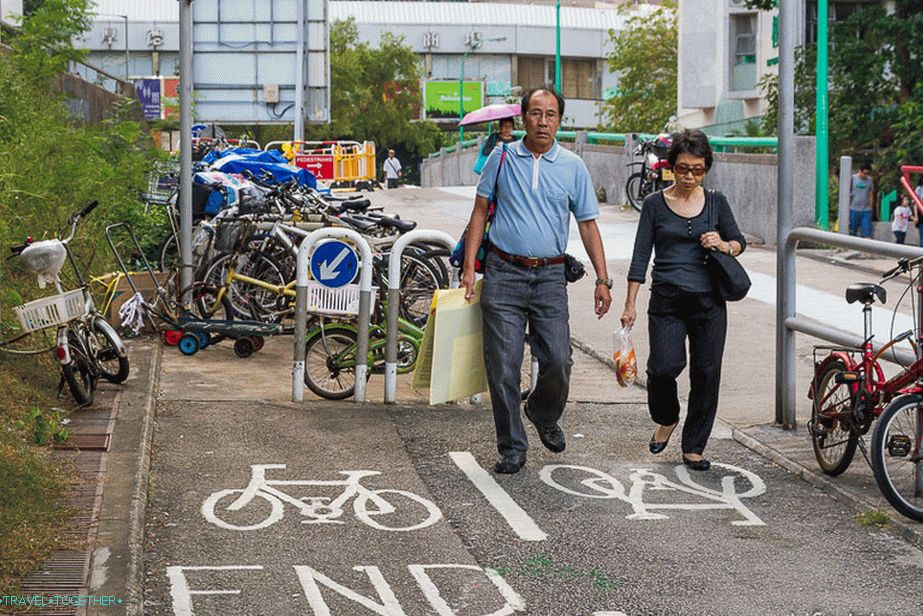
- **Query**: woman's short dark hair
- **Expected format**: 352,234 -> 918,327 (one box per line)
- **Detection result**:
667,129 -> 713,171
520,86 -> 565,117
498,117 -> 515,128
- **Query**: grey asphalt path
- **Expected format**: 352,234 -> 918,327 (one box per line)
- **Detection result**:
135,186 -> 923,614
143,341 -> 923,615
395,186 -> 923,532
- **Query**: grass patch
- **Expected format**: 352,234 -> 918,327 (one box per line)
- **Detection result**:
856,509 -> 891,528
0,353 -> 79,594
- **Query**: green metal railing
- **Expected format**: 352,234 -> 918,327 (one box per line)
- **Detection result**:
428,131 -> 779,159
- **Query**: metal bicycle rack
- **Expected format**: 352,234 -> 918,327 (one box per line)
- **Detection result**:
292,228 -> 374,403
384,230 -> 458,404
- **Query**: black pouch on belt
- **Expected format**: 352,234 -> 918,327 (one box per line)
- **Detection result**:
564,253 -> 586,283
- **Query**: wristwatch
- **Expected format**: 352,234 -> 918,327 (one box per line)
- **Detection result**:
595,277 -> 613,289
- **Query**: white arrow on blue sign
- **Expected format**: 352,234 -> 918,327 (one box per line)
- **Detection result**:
309,240 -> 359,289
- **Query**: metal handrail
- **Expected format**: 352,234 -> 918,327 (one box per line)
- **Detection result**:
778,227 -> 923,426
434,132 -> 779,159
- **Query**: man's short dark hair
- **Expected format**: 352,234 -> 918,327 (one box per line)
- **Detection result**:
860,163 -> 872,172
667,129 -> 714,171
520,86 -> 565,117
499,117 -> 515,128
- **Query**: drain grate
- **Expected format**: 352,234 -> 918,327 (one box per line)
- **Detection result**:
54,434 -> 110,451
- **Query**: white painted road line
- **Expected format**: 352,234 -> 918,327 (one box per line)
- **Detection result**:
449,451 -> 548,542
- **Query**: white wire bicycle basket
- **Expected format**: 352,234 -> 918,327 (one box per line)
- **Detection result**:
14,288 -> 88,333
305,282 -> 377,318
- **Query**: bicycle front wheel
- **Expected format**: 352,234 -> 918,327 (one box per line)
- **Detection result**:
304,326 -> 358,400
871,394 -> 923,522
90,317 -> 130,384
810,359 -> 858,476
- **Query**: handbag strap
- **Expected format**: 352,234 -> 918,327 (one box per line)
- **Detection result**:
487,144 -> 509,219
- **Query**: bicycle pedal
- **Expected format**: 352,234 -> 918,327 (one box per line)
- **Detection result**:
834,371 -> 860,384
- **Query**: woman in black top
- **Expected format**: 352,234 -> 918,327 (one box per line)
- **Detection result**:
620,130 -> 746,471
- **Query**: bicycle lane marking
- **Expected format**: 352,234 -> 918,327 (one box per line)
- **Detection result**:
166,564 -> 528,615
199,464 -> 443,532
448,452 -> 548,541
449,452 -> 767,537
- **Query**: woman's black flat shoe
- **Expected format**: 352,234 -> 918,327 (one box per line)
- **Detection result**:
648,424 -> 677,455
682,456 -> 711,471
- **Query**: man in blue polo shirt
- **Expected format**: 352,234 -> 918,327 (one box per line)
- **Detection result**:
461,87 -> 612,474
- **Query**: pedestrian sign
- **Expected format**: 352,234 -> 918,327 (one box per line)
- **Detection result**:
310,240 -> 359,289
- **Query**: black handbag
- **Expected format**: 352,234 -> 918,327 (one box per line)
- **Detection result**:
705,189 -> 751,301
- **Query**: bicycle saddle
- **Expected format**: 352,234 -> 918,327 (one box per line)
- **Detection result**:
845,283 -> 886,305
371,216 -> 416,233
340,198 -> 371,211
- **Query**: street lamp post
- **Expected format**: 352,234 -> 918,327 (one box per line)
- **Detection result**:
555,0 -> 561,94
459,43 -> 478,143
458,35 -> 507,144
97,12 -> 130,80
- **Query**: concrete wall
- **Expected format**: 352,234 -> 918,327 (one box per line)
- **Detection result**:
421,135 -> 817,245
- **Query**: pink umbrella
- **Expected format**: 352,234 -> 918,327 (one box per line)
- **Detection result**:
458,103 -> 521,127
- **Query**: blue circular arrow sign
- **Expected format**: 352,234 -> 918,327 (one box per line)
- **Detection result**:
310,240 -> 359,289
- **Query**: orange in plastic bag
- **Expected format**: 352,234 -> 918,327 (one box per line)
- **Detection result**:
612,327 -> 637,387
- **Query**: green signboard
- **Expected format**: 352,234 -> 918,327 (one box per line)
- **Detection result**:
423,80 -> 484,121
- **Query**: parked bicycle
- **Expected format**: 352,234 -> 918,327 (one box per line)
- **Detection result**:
6,202 -> 129,405
808,256 -> 922,479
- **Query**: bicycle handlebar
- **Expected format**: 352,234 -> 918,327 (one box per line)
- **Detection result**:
881,255 -> 923,282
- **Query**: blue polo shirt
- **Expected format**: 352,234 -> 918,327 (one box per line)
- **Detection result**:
476,139 -> 599,258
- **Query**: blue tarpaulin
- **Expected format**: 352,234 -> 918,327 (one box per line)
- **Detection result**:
203,148 -> 317,188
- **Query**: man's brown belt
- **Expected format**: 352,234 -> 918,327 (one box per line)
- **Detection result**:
490,245 -> 566,268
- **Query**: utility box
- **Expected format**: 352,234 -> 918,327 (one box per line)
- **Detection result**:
263,84 -> 280,104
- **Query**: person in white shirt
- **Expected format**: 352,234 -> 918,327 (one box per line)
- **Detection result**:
383,149 -> 402,189
892,195 -> 912,244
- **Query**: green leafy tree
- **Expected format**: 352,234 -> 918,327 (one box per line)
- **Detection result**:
304,18 -> 447,183
757,1 -> 923,195
602,2 -> 677,133
9,0 -> 90,79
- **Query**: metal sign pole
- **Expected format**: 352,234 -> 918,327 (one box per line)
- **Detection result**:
776,0 -> 796,428
293,229 -> 373,403
384,231 -> 457,404
294,0 -> 305,141
178,0 -> 194,308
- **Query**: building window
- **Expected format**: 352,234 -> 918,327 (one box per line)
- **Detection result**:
805,1 -> 877,46
729,13 -> 757,92
517,56 -> 599,100
517,56 -> 547,93
562,58 -> 599,100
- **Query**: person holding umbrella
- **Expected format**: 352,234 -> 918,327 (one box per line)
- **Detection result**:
458,102 -> 521,176
473,117 -> 516,175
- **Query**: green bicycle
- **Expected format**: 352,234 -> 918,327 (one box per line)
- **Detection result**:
303,301 -> 424,400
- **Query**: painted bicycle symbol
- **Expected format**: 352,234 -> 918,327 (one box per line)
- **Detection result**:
539,463 -> 766,526
201,464 -> 443,532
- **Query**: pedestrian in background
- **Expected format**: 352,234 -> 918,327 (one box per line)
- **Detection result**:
620,129 -> 746,472
461,86 -> 612,475
383,149 -> 402,189
848,163 -> 875,238
892,195 -> 912,244
473,117 -> 516,175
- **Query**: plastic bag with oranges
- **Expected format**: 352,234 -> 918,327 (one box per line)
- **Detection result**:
612,327 -> 637,387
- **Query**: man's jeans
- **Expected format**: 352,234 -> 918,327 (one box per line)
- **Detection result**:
849,209 -> 872,238
480,251 -> 572,456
